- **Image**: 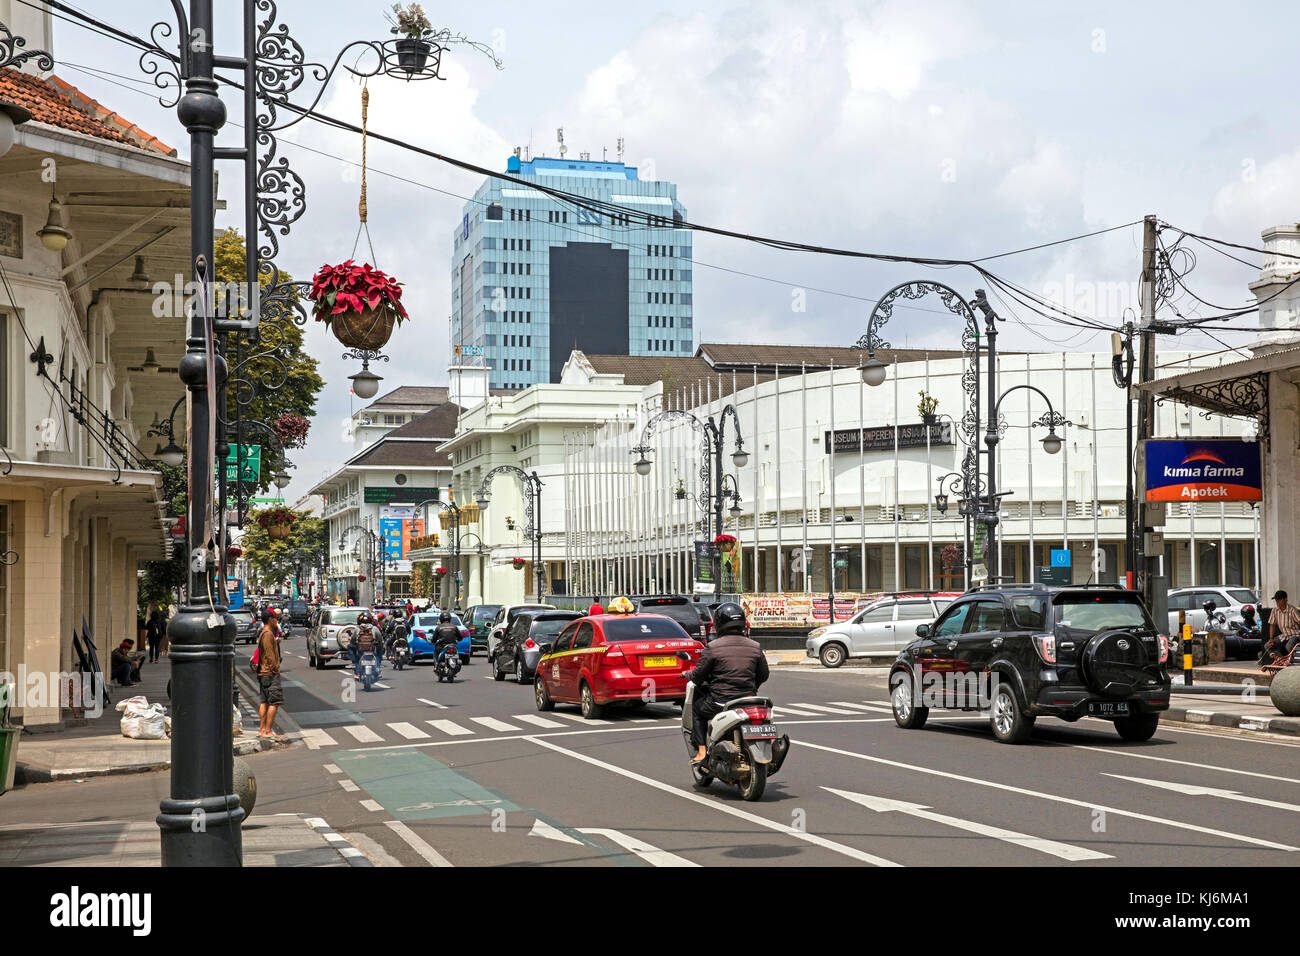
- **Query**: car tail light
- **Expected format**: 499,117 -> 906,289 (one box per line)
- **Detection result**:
1155,633 -> 1169,664
523,638 -> 537,650
1032,633 -> 1056,664
414,629 -> 427,639
602,645 -> 626,666
460,627 -> 469,638
740,706 -> 770,722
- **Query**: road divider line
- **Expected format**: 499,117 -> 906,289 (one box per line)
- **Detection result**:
427,719 -> 473,736
1104,774 -> 1300,813
830,701 -> 893,713
525,735 -> 901,867
823,787 -> 1111,862
384,820 -> 453,867
512,714 -> 566,729
551,711 -> 614,725
387,722 -> 430,740
799,740 -> 1299,853
576,827 -> 699,867
300,728 -> 337,750
360,799 -> 383,812
323,763 -> 342,774
773,706 -> 820,717
338,779 -> 359,792
417,698 -> 447,709
342,724 -> 383,743
1061,744 -> 1300,784
790,703 -> 858,715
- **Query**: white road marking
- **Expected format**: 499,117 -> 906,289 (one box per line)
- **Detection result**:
417,698 -> 447,709
387,722 -> 430,739
300,728 -> 337,750
789,702 -> 858,715
427,719 -> 473,736
471,716 -> 521,733
829,701 -> 893,713
512,714 -> 566,729
360,799 -> 384,812
798,740 -> 1299,853
1059,743 -> 1300,784
772,706 -> 820,717
577,827 -> 699,867
338,779 -> 359,792
374,682 -> 391,689
824,787 -> 1111,862
530,819 -> 583,845
323,763 -> 342,774
526,735 -> 900,867
550,711 -> 614,725
384,820 -> 453,867
1105,774 -> 1300,813
342,724 -> 383,743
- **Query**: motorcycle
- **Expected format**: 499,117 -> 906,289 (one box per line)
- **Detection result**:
679,654 -> 789,802
389,635 -> 411,671
435,643 -> 461,683
358,651 -> 380,691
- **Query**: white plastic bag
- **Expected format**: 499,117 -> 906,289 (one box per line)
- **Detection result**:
231,705 -> 242,736
121,702 -> 166,739
115,695 -> 149,716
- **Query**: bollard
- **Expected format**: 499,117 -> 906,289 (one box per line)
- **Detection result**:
1182,622 -> 1193,687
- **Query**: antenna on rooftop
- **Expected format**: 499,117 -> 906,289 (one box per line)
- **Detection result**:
556,127 -> 567,158
513,146 -> 521,158
617,137 -> 624,161
579,151 -> 590,161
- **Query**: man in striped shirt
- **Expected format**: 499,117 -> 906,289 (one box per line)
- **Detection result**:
1267,590 -> 1300,660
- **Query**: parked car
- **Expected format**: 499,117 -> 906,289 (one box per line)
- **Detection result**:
889,584 -> 1171,744
634,595 -> 705,640
464,604 -> 503,654
409,612 -> 471,663
493,609 -> 583,683
230,607 -> 259,645
807,593 -> 954,667
533,613 -> 704,718
1166,586 -> 1260,636
307,606 -> 368,669
487,603 -> 556,658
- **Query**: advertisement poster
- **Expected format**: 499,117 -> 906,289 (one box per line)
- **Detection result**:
742,593 -> 881,629
379,506 -> 424,561
1144,439 -> 1261,502
720,541 -> 742,593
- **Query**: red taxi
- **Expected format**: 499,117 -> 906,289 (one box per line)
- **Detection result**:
533,612 -> 703,719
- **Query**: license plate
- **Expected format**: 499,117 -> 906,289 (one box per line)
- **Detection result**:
642,656 -> 678,668
742,723 -> 778,739
1087,701 -> 1131,717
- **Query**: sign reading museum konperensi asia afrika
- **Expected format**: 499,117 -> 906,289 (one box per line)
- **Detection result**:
1144,439 -> 1261,502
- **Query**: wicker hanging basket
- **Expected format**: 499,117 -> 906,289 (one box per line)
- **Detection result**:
331,307 -> 395,351
269,524 -> 291,540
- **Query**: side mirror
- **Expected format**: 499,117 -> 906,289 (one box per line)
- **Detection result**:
915,623 -> 930,637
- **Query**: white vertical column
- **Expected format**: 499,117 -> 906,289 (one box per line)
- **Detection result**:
752,364 -> 759,591
925,354 -> 933,590
1218,412 -> 1226,585
859,356 -> 865,589
1026,353 -> 1035,572
800,363 -> 809,593
1061,353 -> 1069,552
893,362 -> 900,591
775,366 -> 784,593
563,434 -> 571,594
1091,354 -> 1100,578
829,363 -> 837,593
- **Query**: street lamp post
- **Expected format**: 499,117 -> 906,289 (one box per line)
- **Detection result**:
633,405 -> 748,599
414,492 -> 460,607
476,467 -> 545,601
339,524 -> 381,604
854,281 -> 1000,582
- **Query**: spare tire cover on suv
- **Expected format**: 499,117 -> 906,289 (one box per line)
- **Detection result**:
1080,628 -> 1150,698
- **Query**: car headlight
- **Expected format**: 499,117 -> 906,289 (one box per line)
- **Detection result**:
808,628 -> 826,641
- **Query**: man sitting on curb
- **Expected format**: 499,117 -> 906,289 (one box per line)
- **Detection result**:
111,640 -> 144,686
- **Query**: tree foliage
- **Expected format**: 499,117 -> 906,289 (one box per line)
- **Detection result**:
240,507 -> 328,592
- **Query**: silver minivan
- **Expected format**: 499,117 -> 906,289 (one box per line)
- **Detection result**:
806,595 -> 953,667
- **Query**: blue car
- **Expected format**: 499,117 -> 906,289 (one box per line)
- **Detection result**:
408,612 -> 471,664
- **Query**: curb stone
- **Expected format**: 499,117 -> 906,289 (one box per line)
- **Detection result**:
1161,705 -> 1300,736
302,814 -> 373,867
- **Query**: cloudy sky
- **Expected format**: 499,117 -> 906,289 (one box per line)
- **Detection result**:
48,0 -> 1300,500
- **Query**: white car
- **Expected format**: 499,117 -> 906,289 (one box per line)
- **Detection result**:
806,594 -> 953,667
1166,586 -> 1259,635
486,602 -> 556,660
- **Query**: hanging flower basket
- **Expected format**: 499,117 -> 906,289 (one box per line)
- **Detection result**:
714,534 -> 737,553
434,566 -> 448,577
254,505 -> 297,541
226,545 -> 243,561
272,412 -> 311,449
394,37 -> 432,72
358,574 -> 367,582
511,558 -> 526,570
941,543 -> 963,572
308,260 -> 409,351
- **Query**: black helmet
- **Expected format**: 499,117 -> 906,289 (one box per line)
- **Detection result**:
713,602 -> 746,636
439,611 -> 451,623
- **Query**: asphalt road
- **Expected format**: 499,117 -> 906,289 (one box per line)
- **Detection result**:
226,636 -> 1300,867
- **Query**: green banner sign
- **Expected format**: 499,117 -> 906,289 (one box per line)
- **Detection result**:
225,444 -> 260,483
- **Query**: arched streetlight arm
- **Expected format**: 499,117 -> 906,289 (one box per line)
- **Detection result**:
714,403 -> 746,455
989,384 -> 1070,435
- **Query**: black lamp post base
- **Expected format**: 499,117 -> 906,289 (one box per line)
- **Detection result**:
157,793 -> 244,866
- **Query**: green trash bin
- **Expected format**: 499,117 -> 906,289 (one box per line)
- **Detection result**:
0,727 -> 17,794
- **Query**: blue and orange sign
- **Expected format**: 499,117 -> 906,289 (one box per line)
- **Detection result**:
1144,439 -> 1261,502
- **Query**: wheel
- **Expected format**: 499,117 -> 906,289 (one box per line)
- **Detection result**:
579,682 -> 604,720
819,642 -> 847,669
534,675 -> 555,712
515,655 -> 529,685
1114,713 -> 1159,742
739,761 -> 767,801
492,655 -> 506,681
890,672 -> 929,729
989,683 -> 1034,744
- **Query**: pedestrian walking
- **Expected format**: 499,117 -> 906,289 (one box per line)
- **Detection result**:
146,609 -> 165,663
255,608 -> 287,742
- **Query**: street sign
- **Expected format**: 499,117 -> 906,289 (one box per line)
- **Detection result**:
1050,549 -> 1072,568
1144,438 -> 1261,502
1038,566 -> 1070,586
224,444 -> 260,483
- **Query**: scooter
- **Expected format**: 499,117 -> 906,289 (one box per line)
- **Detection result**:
389,635 -> 411,671
358,651 -> 380,691
435,643 -> 461,683
679,656 -> 789,802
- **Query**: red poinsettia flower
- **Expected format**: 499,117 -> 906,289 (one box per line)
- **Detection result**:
307,260 -> 410,326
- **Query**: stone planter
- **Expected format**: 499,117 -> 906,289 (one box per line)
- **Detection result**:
330,307 -> 395,351
1269,666 -> 1300,716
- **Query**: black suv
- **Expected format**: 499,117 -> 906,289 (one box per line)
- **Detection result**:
634,595 -> 703,640
888,584 -> 1171,744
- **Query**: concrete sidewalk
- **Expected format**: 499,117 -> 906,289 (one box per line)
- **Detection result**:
0,813 -> 370,867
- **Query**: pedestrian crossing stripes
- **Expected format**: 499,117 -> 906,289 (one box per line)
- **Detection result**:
417,698 -> 447,709
297,700 -> 885,749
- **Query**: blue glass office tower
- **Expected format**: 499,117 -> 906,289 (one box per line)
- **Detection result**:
451,155 -> 693,387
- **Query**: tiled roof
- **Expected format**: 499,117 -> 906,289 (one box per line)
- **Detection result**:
384,402 -> 461,439
0,68 -> 175,155
350,441 -> 452,468
366,385 -> 450,408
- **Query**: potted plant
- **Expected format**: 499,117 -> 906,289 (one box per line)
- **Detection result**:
674,479 -> 687,500
308,260 -> 409,351
386,3 -> 436,73
714,533 -> 737,554
941,543 -> 963,572
918,390 -> 939,426
511,557 -> 526,570
271,412 -> 311,449
254,505 -> 297,540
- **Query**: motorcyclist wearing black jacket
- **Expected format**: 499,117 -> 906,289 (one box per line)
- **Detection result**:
683,602 -> 768,765
432,611 -> 461,664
